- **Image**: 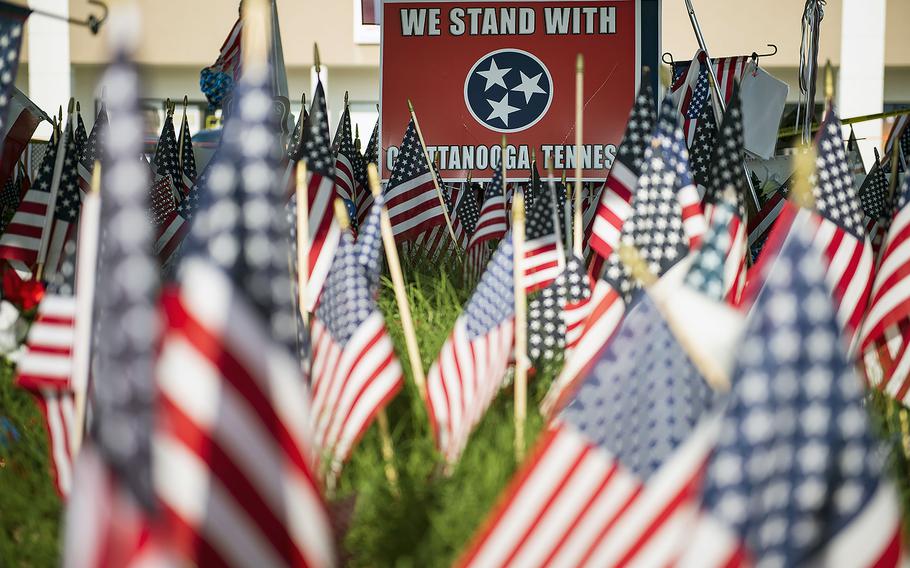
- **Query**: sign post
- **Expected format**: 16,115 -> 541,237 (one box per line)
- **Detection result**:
380,0 -> 659,182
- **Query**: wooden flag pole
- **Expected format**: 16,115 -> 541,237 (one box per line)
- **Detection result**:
512,191 -> 528,462
573,54 -> 584,257
333,197 -> 399,492
295,162 -> 310,324
367,164 -> 428,400
407,100 -> 459,247
71,161 -> 102,457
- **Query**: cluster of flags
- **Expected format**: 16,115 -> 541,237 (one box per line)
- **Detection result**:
0,1 -> 907,566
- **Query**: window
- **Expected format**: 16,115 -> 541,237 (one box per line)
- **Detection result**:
353,0 -> 380,45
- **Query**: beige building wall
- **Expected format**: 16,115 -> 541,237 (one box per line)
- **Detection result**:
13,0 -> 910,135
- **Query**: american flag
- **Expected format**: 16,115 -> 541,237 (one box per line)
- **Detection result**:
811,111 -> 874,346
670,50 -> 748,146
332,105 -> 363,209
153,113 -> 187,199
43,119 -> 82,282
860,175 -> 910,406
689,99 -> 718,195
0,165 -> 20,210
703,85 -> 748,305
15,240 -> 76,498
470,166 -> 507,248
0,136 -> 57,277
883,115 -> 908,174
846,126 -> 867,187
588,77 -> 657,274
148,175 -> 176,226
300,79 -> 340,311
523,164 -> 563,293
74,109 -> 87,157
426,235 -> 515,464
858,157 -> 891,254
451,181 -> 480,250
153,154 -> 207,268
462,290 -> 721,568
465,169 -> 506,283
311,192 -> 403,479
747,176 -> 791,263
178,112 -> 197,180
686,200 -> 736,301
0,88 -> 46,196
287,100 -> 306,160
527,253 -> 590,364
76,106 -> 107,195
543,114 -> 697,417
62,31 -> 165,565
0,2 -> 28,153
385,118 -> 446,243
678,221 -> 905,568
154,45 -> 336,567
356,117 -> 380,227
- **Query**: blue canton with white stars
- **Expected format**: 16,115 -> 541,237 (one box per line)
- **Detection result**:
525,164 -> 559,241
153,115 -> 182,186
388,119 -> 430,190
302,81 -> 335,178
560,293 -> 717,480
54,124 -> 82,223
465,50 -> 552,133
686,200 -> 735,301
701,223 -> 888,567
0,8 -> 25,139
80,107 -> 107,170
707,84 -> 747,214
355,191 -> 385,298
812,112 -> 865,239
316,228 -> 376,345
464,235 -> 514,340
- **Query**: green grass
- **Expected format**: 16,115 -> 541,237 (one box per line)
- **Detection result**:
0,360 -> 63,567
0,253 -> 908,566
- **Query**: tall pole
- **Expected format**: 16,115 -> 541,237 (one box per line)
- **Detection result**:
684,0 -> 761,218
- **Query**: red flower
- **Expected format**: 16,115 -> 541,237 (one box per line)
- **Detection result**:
3,268 -> 44,311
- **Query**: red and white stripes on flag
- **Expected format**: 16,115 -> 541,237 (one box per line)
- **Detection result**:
0,89 -> 44,188
541,279 -> 624,417
154,260 -> 336,568
588,161 -> 637,275
671,51 -> 748,146
761,204 -> 874,348
860,179 -> 910,405
524,232 -> 562,293
0,184 -> 50,277
304,168 -> 340,311
459,417 -> 719,568
16,293 -> 77,497
705,202 -> 747,305
386,170 -> 446,241
426,315 -> 515,464
310,311 -> 403,477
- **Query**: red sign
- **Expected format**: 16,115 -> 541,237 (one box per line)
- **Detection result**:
381,0 -> 641,181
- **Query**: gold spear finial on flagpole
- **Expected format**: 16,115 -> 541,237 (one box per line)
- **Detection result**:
67,97 -> 74,115
314,43 -> 321,74
344,90 -> 349,110
824,59 -> 835,103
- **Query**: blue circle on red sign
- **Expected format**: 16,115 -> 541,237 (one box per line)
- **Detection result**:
464,49 -> 553,134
